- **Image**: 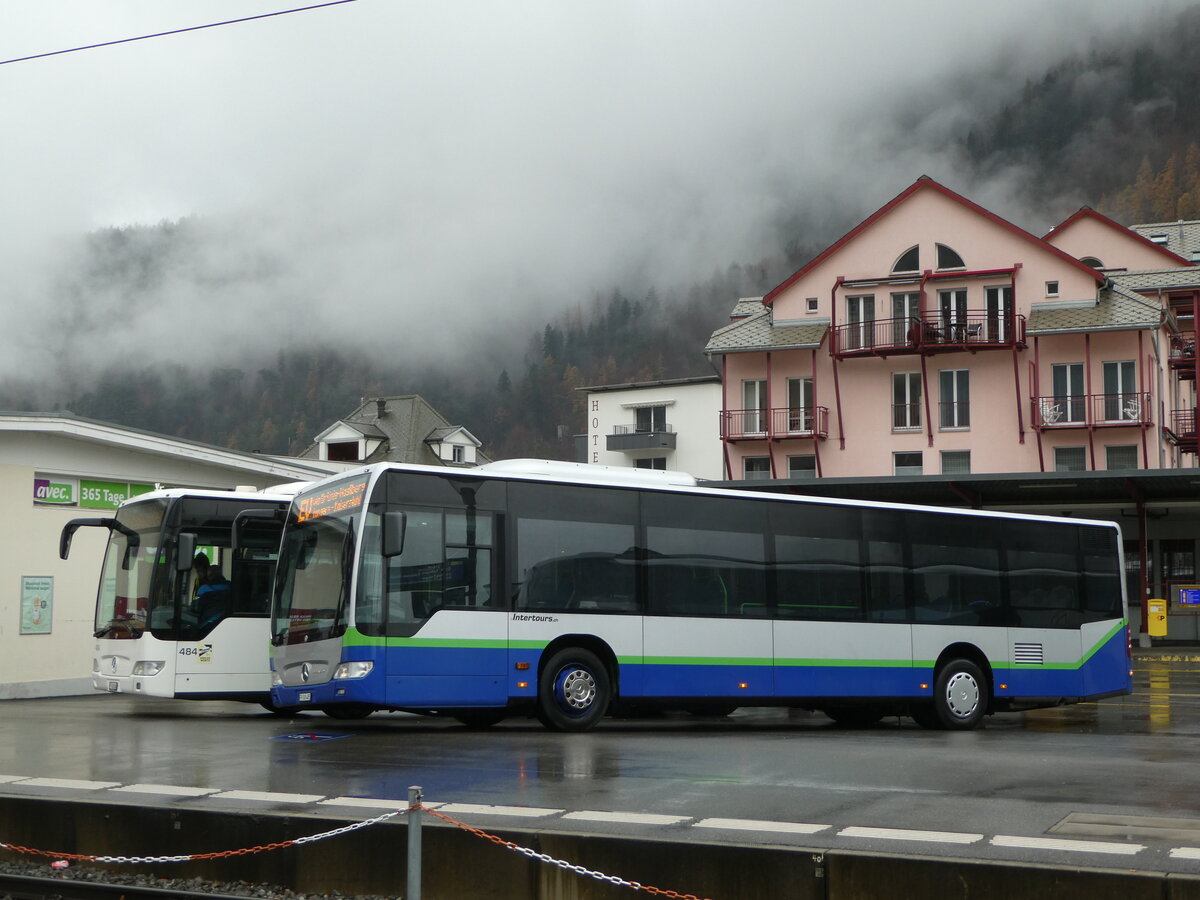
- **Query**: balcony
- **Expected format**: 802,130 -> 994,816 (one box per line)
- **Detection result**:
720,407 -> 829,442
1170,335 -> 1196,380
607,423 -> 677,452
1165,408 -> 1197,453
1031,392 -> 1151,429
831,313 -> 1027,359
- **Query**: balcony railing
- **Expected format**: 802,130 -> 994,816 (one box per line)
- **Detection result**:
1031,392 -> 1151,429
720,407 -> 829,441
607,423 -> 677,452
831,313 -> 1027,358
1165,408 -> 1198,453
1170,335 -> 1196,379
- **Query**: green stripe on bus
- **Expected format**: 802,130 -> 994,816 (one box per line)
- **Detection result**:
340,619 -> 1127,669
775,658 -> 912,668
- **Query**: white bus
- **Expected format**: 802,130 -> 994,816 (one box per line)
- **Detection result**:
61,484 -> 305,709
269,460 -> 1132,731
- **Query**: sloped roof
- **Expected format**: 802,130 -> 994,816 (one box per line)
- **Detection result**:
302,395 -> 491,465
0,411 -> 327,481
763,176 -> 1105,306
705,308 -> 828,355
1110,267 -> 1200,292
1045,207 -> 1193,267
1026,282 -> 1162,335
1130,219 -> 1200,260
425,425 -> 482,447
730,297 -> 766,318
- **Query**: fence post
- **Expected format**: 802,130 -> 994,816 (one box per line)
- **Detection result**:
408,785 -> 423,900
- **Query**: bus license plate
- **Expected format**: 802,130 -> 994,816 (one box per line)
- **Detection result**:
299,691 -> 312,703
107,681 -> 119,692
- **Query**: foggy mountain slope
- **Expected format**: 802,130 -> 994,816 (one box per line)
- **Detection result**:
3,3 -> 1198,458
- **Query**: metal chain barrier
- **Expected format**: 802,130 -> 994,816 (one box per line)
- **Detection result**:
420,804 -> 712,900
0,808 -> 403,864
1,801 -> 713,899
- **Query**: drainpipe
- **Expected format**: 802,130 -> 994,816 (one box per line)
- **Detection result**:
766,351 -> 777,479
811,347 -> 823,477
1139,330 -> 1149,469
1084,333 -> 1096,470
721,355 -> 733,480
832,277 -> 847,450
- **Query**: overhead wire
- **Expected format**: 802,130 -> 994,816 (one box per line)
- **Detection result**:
0,0 -> 358,67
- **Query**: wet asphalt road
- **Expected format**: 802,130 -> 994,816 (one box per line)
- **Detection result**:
3,651 -> 1200,875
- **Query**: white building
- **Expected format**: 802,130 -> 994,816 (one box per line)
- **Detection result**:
579,376 -> 723,480
0,412 -> 330,699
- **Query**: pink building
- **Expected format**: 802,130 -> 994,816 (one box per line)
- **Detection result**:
706,176 -> 1200,482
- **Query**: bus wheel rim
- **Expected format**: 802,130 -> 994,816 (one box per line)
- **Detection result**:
555,667 -> 597,714
945,671 -> 980,718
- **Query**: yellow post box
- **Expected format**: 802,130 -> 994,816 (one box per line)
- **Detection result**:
1148,598 -> 1168,637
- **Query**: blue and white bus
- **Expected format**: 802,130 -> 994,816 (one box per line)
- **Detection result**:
269,460 -> 1132,731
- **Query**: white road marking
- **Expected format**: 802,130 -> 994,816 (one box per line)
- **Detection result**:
1170,847 -> 1200,860
563,811 -> 690,826
210,790 -> 325,804
14,778 -> 121,791
436,803 -> 565,818
839,826 -> 982,844
694,817 -> 829,835
112,784 -> 217,797
0,775 -> 29,784
319,797 -> 414,810
992,835 -> 1143,855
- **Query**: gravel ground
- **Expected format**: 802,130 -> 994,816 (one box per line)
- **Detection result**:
0,858 -> 400,899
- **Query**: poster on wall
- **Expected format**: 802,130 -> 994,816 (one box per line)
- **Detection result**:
20,576 -> 53,635
33,474 -> 154,509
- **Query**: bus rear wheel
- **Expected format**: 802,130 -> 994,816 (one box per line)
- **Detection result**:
538,647 -> 610,732
931,659 -> 987,730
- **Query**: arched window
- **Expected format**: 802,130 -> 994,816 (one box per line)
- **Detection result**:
936,243 -> 965,269
892,245 -> 919,274
1080,256 -> 1104,269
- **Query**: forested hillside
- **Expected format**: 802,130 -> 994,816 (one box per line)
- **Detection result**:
5,8 -> 1200,461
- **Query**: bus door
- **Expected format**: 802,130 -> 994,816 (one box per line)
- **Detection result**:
376,506 -> 506,707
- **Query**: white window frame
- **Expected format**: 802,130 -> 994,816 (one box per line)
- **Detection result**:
892,372 -> 922,431
939,369 -> 970,429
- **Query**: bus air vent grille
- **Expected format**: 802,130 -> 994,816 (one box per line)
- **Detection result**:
1013,643 -> 1044,665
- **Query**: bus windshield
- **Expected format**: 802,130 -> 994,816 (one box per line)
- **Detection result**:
272,476 -> 369,646
94,498 -> 170,638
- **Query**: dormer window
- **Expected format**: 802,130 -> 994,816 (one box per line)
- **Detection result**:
1080,256 -> 1103,269
325,440 -> 360,462
892,246 -> 919,274
935,243 -> 965,269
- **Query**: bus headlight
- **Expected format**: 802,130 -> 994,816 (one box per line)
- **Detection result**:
272,672 -> 283,687
132,661 -> 164,676
333,661 -> 373,680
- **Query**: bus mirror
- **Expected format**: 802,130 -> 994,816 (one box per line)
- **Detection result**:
383,511 -> 407,558
59,517 -> 117,560
176,532 -> 198,571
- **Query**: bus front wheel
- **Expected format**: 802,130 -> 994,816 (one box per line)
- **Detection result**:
931,659 -> 987,730
538,647 -> 610,732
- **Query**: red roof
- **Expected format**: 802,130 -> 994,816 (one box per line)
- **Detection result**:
1044,206 -> 1194,268
763,176 -> 1107,307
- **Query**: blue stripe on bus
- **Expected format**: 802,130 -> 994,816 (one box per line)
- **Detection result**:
273,628 -> 1132,708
